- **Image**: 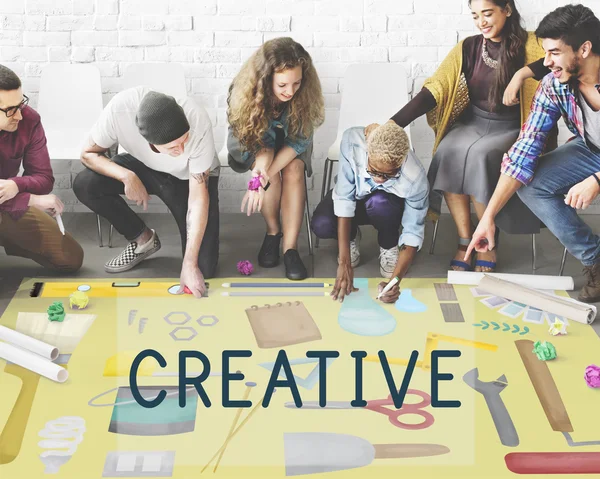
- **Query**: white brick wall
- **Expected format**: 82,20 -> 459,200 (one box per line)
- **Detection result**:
1,0 -> 600,213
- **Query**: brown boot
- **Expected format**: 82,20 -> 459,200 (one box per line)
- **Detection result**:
578,263 -> 600,303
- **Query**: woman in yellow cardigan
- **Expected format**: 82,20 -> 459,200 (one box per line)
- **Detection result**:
369,0 -> 556,272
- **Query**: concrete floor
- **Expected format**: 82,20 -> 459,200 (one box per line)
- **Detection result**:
0,212 -> 597,319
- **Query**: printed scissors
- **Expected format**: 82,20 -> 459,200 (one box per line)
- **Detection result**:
284,388 -> 434,430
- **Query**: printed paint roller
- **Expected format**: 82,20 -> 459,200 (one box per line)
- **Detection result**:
283,432 -> 450,476
0,313 -> 96,465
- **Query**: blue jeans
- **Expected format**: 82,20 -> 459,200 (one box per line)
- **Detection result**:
517,138 -> 600,266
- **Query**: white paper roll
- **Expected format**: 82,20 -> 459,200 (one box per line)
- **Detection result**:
0,341 -> 68,383
478,275 -> 596,324
448,271 -> 575,291
0,325 -> 59,361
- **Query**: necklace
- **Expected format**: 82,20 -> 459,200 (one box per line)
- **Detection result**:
482,38 -> 499,70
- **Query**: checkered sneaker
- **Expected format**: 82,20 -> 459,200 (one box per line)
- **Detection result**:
104,230 -> 161,273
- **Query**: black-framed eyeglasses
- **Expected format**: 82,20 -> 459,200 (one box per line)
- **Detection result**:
366,167 -> 402,181
0,94 -> 28,118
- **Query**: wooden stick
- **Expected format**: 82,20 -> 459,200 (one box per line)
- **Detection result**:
514,340 -> 573,432
213,383 -> 255,472
201,394 -> 265,473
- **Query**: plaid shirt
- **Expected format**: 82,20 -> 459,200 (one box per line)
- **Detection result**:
501,73 -> 600,185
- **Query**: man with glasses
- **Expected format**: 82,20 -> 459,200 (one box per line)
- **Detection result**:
73,87 -> 220,298
311,122 -> 429,302
0,64 -> 83,272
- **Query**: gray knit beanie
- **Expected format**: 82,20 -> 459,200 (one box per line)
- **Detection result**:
136,91 -> 190,145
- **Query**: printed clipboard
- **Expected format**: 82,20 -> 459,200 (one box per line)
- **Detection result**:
245,301 -> 321,349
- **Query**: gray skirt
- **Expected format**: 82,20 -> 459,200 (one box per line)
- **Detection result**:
227,126 -> 314,177
428,105 -> 541,234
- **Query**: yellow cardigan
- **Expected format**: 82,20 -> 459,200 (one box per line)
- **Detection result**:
423,32 -> 550,154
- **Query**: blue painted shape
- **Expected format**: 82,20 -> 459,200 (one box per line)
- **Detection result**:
394,289 -> 427,313
259,357 -> 336,390
338,278 -> 397,336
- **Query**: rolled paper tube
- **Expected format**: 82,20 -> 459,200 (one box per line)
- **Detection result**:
0,325 -> 59,361
478,275 -> 596,324
447,271 -> 575,290
0,341 -> 68,383
584,365 -> 600,388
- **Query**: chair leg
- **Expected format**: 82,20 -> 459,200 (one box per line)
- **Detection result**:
316,158 -> 332,249
532,234 -> 537,272
429,219 -> 439,255
559,247 -> 568,276
96,214 -> 103,247
304,171 -> 313,257
109,224 -> 114,248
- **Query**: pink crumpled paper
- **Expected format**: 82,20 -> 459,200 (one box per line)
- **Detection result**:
584,364 -> 600,388
237,260 -> 254,276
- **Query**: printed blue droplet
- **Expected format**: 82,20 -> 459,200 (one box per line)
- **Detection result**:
394,289 -> 427,313
338,278 -> 396,336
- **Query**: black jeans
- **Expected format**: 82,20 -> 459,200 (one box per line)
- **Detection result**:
73,154 -> 219,278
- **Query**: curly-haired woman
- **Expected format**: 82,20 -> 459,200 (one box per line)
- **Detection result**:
227,37 -> 325,280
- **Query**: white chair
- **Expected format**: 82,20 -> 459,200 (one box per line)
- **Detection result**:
317,63 -> 412,247
37,63 -> 105,245
102,63 -> 189,247
218,126 -> 314,258
122,62 -> 187,98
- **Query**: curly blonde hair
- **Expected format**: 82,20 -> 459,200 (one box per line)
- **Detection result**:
227,37 -> 325,153
367,122 -> 410,168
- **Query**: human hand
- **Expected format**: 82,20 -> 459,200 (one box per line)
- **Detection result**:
565,175 -> 600,210
330,261 -> 357,302
377,280 -> 400,304
122,172 -> 150,211
179,263 -> 207,299
241,163 -> 269,216
0,179 -> 18,204
465,217 -> 496,260
503,73 -> 523,106
29,194 -> 64,217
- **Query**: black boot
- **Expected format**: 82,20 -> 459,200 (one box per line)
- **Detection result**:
258,232 -> 282,268
283,249 -> 308,280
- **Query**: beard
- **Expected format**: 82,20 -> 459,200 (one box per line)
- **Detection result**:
565,56 -> 582,78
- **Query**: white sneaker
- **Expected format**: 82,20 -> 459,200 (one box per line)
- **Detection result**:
338,227 -> 361,268
379,245 -> 398,278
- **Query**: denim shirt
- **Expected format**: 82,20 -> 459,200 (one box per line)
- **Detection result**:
333,127 -> 430,250
228,105 -> 312,172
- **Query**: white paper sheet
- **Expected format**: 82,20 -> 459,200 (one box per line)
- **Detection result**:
479,275 -> 596,324
448,271 -> 575,291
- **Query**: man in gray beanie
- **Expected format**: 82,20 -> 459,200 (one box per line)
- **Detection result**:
74,86 -> 220,298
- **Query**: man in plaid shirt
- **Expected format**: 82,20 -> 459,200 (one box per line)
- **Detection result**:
466,4 -> 600,302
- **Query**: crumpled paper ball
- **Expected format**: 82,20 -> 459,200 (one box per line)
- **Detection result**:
247,176 -> 263,191
549,319 -> 568,336
237,260 -> 254,276
533,340 -> 557,361
69,291 -> 89,309
47,301 -> 65,322
584,364 -> 600,388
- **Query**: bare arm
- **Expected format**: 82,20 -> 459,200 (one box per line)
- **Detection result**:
184,170 -> 210,267
266,145 -> 302,178
80,136 -> 150,210
80,136 -> 131,182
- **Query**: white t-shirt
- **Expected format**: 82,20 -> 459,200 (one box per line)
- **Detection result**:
90,86 -> 219,180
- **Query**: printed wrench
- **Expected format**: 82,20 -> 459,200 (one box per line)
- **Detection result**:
463,367 -> 519,447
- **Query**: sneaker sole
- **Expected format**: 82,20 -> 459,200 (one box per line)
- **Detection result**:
104,243 -> 161,273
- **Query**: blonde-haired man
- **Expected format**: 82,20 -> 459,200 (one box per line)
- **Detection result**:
311,123 -> 429,303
